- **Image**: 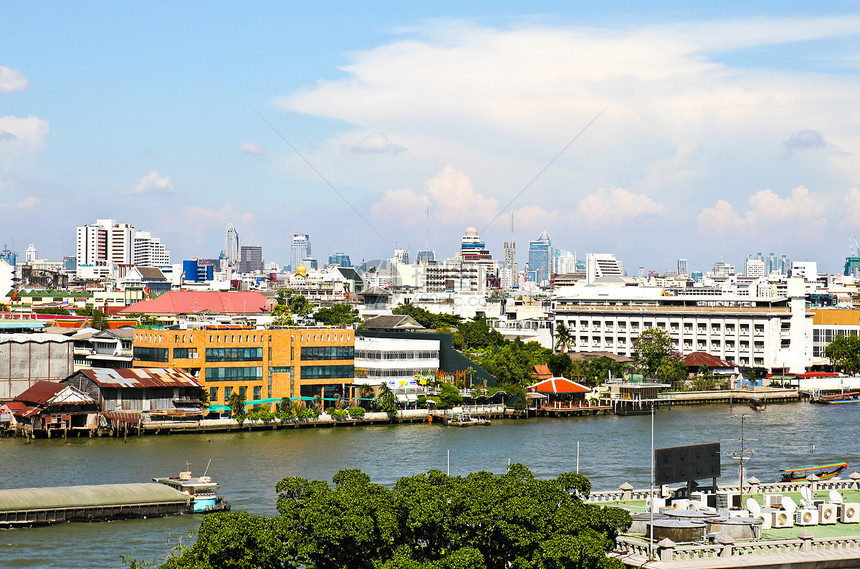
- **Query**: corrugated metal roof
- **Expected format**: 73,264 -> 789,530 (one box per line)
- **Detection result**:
15,381 -> 65,405
79,367 -> 202,389
0,483 -> 188,511
683,351 -> 735,368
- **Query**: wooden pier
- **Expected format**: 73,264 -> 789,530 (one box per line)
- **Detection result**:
536,402 -> 613,417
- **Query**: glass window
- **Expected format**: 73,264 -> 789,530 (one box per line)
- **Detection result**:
209,387 -> 218,402
224,386 -> 233,401
300,365 -> 355,380
133,346 -> 168,362
206,367 -> 263,382
253,386 -> 261,399
205,347 -> 263,362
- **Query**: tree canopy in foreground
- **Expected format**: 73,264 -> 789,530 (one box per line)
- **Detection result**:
156,465 -> 630,569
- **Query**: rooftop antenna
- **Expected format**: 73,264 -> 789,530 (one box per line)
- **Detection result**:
425,208 -> 430,251
722,415 -> 756,508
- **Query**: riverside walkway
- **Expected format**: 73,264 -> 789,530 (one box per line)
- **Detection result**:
589,477 -> 860,569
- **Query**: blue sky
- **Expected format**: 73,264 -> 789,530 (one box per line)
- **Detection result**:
2,2 -> 860,274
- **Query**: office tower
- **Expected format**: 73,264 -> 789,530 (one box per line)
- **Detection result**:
416,250 -> 435,264
225,224 -> 239,268
501,241 -> 517,289
133,231 -> 170,266
527,231 -> 552,283
554,249 -> 576,274
291,234 -> 310,272
76,219 -> 134,267
677,258 -> 688,276
328,252 -> 351,267
239,245 -> 264,273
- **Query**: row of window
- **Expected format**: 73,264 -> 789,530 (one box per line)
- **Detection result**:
206,347 -> 263,362
300,365 -> 355,380
300,346 -> 355,361
206,367 -> 263,382
359,368 -> 436,378
354,350 -> 439,360
564,320 -> 768,335
210,385 -> 262,403
173,348 -> 199,359
133,347 -> 168,362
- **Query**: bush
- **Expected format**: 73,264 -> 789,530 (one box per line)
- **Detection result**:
326,406 -> 336,415
347,406 -> 366,417
332,408 -> 349,418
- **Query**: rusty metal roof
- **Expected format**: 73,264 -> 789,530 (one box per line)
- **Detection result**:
15,381 -> 66,405
78,368 -> 202,389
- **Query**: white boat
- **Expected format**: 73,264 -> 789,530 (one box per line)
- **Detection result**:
152,469 -> 230,513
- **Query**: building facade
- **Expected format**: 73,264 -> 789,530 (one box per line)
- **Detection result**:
225,223 -> 239,269
133,231 -> 170,266
527,231 -> 552,284
132,327 -> 355,403
239,245 -> 263,273
291,234 -> 311,272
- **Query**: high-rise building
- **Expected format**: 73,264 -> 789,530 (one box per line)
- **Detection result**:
585,253 -> 625,284
133,231 -> 170,266
501,241 -> 517,289
745,258 -> 765,278
239,245 -> 264,273
677,258 -> 688,276
328,252 -> 351,267
527,231 -> 552,283
415,250 -> 435,264
76,219 -> 134,268
225,224 -> 239,268
393,249 -> 409,265
291,234 -> 310,272
554,249 -> 576,274
24,244 -> 37,263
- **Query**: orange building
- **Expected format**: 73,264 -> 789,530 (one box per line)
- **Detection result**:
132,327 -> 354,404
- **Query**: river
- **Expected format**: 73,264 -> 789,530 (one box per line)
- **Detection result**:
1,401 -> 857,568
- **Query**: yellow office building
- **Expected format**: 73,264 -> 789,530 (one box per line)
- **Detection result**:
132,327 -> 354,404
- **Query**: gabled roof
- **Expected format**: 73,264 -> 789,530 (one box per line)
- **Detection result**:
362,314 -> 424,330
568,351 -> 633,364
135,267 -> 167,280
118,291 -> 269,315
74,368 -> 202,389
358,286 -> 391,298
15,381 -> 95,406
527,377 -> 590,394
530,364 -> 552,380
683,352 -> 736,368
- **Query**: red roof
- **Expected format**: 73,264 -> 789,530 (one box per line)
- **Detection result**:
683,352 -> 735,368
527,378 -> 590,394
77,368 -> 202,389
15,381 -> 65,405
119,291 -> 270,315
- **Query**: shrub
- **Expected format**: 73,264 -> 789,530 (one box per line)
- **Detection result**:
347,406 -> 366,417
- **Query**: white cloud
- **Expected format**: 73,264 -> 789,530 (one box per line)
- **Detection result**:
0,67 -> 29,93
698,186 -> 826,235
350,132 -> 406,154
239,142 -> 266,156
371,188 -> 430,225
576,188 -> 666,229
184,203 -> 255,228
16,196 -> 39,209
510,204 -> 561,228
0,115 -> 49,170
121,170 -> 177,195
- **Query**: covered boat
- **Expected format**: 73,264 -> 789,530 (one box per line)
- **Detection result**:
779,462 -> 849,482
812,391 -> 860,404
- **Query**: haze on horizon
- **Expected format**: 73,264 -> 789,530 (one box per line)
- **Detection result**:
2,2 -> 860,274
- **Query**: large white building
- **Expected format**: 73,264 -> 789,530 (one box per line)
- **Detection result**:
551,280 -> 812,373
354,335 -> 440,386
585,253 -> 625,284
133,231 -> 170,266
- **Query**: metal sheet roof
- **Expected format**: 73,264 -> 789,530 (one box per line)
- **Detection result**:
79,368 -> 202,389
0,483 -> 188,511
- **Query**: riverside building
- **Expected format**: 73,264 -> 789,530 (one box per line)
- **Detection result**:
132,327 -> 355,403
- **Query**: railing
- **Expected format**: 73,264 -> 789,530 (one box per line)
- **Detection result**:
588,479 -> 860,504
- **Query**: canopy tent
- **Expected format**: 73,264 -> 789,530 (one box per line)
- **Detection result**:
527,377 -> 590,394
206,404 -> 231,412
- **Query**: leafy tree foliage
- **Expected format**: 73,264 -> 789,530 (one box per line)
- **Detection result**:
431,382 -> 463,409
477,338 -> 551,386
554,322 -> 573,353
825,334 -> 860,374
288,295 -> 313,319
313,304 -> 360,326
572,357 -> 627,386
157,465 -> 630,569
547,353 -> 573,378
376,383 -> 398,414
631,328 -> 674,377
227,390 -> 246,417
34,307 -> 71,315
453,316 -> 506,351
392,303 -> 463,330
656,351 -> 687,386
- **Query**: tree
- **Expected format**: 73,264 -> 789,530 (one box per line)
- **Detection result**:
547,353 -> 573,378
576,357 -> 627,386
227,390 -> 246,417
287,295 -> 313,320
656,351 -> 688,387
453,316 -> 505,351
313,304 -> 360,326
631,328 -> 673,377
270,304 -> 294,327
391,303 -> 463,330
432,382 -> 462,409
376,383 -> 398,414
554,322 -> 573,354
157,465 -> 630,569
89,309 -> 109,331
477,338 -> 551,387
825,334 -> 860,375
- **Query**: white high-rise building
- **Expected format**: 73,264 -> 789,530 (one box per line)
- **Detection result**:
677,258 -> 688,276
225,223 -> 239,268
76,219 -> 134,268
24,244 -> 37,263
745,258 -> 765,278
554,249 -> 577,274
586,253 -> 625,284
133,231 -> 171,266
291,234 -> 311,272
501,241 -> 517,289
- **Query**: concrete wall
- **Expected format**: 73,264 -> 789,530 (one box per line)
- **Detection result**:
0,335 -> 74,400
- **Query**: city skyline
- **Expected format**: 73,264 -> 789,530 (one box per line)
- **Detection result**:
2,3 -> 860,273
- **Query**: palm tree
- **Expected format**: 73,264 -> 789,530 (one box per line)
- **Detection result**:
227,391 -> 246,417
554,323 -> 573,354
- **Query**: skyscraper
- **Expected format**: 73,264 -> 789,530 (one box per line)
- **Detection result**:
239,245 -> 264,273
677,258 -> 688,276
75,219 -> 133,267
291,234 -> 310,272
328,252 -> 351,267
501,241 -> 517,289
225,224 -> 239,268
133,231 -> 170,266
527,231 -> 552,283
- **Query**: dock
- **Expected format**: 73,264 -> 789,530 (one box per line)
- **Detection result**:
658,388 -> 800,406
0,483 -> 189,527
535,402 -> 613,417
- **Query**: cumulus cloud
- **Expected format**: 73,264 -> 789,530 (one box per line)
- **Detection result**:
371,188 -> 430,225
350,132 -> 406,154
0,130 -> 17,141
239,142 -> 266,156
16,196 -> 39,209
511,204 -> 562,228
184,203 -> 255,228
0,67 -> 29,93
782,129 -> 826,157
120,170 -> 177,195
576,188 -> 666,229
698,186 -> 826,235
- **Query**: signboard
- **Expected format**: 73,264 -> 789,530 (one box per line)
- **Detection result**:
655,442 -> 720,485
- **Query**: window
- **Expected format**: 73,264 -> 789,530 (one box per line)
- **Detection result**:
133,346 -> 168,362
253,386 -> 261,399
173,348 -> 198,359
239,386 -> 247,399
224,386 -> 233,401
300,365 -> 355,380
207,367 -> 263,382
300,346 -> 355,360
209,387 -> 218,402
205,347 -> 263,362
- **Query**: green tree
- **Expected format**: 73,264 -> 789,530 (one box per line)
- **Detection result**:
432,382 -> 462,409
656,351 -> 688,387
553,322 -> 573,354
453,316 -> 505,351
157,465 -> 630,569
288,295 -> 313,319
313,304 -> 360,326
391,303 -> 463,330
227,390 -> 246,417
547,353 -> 573,378
478,338 -> 551,387
34,307 -> 71,315
270,304 -> 294,327
376,383 -> 398,414
825,334 -> 860,374
631,328 -> 673,377
577,357 -> 627,386
89,309 -> 109,331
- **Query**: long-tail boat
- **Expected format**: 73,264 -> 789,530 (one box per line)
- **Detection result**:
779,462 -> 849,482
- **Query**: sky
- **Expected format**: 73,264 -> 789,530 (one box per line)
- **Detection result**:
3,2 -> 860,274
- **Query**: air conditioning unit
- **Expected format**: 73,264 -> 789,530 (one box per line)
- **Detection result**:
646,497 -> 666,513
728,509 -> 750,518
763,494 -> 783,509
819,503 -> 838,525
772,510 -> 794,528
840,503 -> 860,524
795,509 -> 819,526
671,499 -> 691,510
754,513 -> 773,530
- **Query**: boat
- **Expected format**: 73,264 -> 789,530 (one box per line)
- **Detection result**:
812,391 -> 860,404
152,469 -> 231,513
779,462 -> 849,482
749,397 -> 765,411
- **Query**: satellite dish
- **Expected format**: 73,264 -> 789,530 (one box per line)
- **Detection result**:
801,487 -> 812,501
746,498 -> 761,515
830,490 -> 843,504
783,496 -> 797,514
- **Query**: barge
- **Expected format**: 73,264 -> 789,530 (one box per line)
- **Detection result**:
0,471 -> 229,527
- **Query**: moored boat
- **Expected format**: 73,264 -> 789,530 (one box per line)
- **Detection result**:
749,397 -> 765,411
152,470 -> 230,513
779,462 -> 849,482
812,391 -> 860,404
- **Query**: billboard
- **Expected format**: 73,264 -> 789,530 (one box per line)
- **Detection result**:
655,442 -> 721,485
